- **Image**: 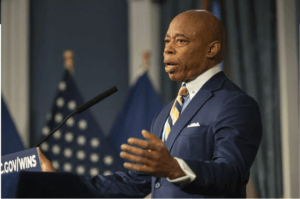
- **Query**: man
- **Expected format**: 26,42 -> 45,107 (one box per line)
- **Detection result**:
40,10 -> 262,198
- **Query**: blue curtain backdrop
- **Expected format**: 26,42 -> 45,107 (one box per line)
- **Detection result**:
30,0 -> 129,147
222,0 -> 282,197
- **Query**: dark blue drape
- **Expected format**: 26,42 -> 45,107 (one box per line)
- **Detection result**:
222,0 -> 282,197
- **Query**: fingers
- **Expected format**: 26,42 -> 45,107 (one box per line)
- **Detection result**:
141,130 -> 161,143
126,131 -> 162,151
127,138 -> 157,151
121,144 -> 153,159
120,151 -> 152,166
123,162 -> 154,174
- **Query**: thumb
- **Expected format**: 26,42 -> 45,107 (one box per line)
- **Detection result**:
37,147 -> 56,172
142,130 -> 161,143
38,147 -> 47,163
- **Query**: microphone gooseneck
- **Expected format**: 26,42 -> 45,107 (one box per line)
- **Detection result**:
35,111 -> 76,147
76,86 -> 117,114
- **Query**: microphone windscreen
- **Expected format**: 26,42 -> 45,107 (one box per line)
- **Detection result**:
76,86 -> 118,114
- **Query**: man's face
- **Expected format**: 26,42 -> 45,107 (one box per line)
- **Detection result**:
164,14 -> 209,82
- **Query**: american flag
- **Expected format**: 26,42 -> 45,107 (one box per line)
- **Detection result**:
40,70 -> 125,177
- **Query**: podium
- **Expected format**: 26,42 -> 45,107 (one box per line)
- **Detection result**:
1,148 -> 98,197
1,147 -> 43,197
15,171 -> 98,198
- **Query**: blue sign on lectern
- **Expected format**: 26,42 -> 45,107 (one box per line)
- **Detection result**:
1,147 -> 42,175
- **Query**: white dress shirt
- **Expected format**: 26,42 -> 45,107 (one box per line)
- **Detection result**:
163,64 -> 222,185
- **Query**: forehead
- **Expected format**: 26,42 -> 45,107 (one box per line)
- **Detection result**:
166,14 -> 204,37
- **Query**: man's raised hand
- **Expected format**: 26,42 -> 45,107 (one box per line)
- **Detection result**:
120,130 -> 185,179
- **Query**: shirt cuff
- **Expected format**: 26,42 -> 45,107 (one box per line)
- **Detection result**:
166,157 -> 196,186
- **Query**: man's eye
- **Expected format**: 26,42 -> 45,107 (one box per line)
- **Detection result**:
165,39 -> 170,43
177,39 -> 185,43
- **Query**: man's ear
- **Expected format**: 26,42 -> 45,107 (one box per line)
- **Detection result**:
207,41 -> 221,58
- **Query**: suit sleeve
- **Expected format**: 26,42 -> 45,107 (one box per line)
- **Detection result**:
182,94 -> 262,195
80,170 -> 151,197
78,111 -> 164,197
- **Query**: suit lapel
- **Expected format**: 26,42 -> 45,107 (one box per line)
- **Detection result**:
165,90 -> 212,151
152,100 -> 174,139
165,72 -> 228,152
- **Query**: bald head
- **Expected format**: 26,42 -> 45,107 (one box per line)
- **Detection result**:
173,10 -> 225,63
164,10 -> 225,82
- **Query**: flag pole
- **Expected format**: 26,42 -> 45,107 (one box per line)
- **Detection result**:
143,50 -> 150,71
63,50 -> 74,75
201,0 -> 210,10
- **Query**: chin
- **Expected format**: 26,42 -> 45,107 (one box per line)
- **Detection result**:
168,73 -> 183,82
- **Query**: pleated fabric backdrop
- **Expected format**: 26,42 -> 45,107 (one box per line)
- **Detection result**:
222,0 -> 282,197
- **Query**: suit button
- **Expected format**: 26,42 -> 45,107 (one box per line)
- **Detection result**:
155,182 -> 161,189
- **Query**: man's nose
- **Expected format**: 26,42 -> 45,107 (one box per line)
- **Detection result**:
164,43 -> 175,55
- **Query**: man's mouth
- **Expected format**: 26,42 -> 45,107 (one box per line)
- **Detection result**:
165,63 -> 178,73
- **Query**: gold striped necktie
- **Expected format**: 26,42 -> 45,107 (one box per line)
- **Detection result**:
165,85 -> 189,141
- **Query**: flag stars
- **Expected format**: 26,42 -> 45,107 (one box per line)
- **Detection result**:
90,168 -> 99,177
77,150 -> 86,160
78,119 -> 87,130
90,138 -> 100,148
64,148 -> 72,158
90,153 -> 99,163
42,126 -> 50,136
77,135 -> 86,145
42,74 -> 121,175
52,145 -> 61,155
55,113 -> 63,123
58,81 -> 67,91
53,130 -> 61,139
68,100 -> 77,111
65,132 -> 74,142
66,117 -> 75,127
41,142 -> 49,151
104,155 -> 113,166
63,163 -> 72,172
76,165 -> 85,175
52,160 -> 60,170
103,170 -> 112,176
56,97 -> 65,108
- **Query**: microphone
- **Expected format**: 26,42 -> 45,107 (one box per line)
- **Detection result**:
76,86 -> 117,114
34,86 -> 118,147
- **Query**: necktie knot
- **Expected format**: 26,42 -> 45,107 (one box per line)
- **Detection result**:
178,85 -> 189,97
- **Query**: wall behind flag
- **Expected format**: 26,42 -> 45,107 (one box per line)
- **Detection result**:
30,0 -> 129,146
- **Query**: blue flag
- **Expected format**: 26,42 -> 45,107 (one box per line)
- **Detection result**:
40,71 -> 125,178
110,73 -> 163,157
1,97 -> 25,198
1,98 -> 25,155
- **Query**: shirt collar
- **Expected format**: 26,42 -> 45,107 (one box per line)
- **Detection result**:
182,64 -> 222,100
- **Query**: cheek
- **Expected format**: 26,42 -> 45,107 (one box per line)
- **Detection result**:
179,49 -> 196,64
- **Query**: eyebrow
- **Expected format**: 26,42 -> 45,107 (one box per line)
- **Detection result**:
165,33 -> 188,38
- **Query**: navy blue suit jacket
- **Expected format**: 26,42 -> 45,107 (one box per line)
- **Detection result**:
81,72 -> 262,198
